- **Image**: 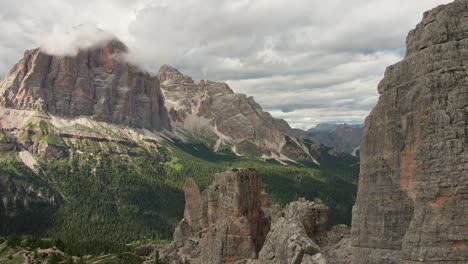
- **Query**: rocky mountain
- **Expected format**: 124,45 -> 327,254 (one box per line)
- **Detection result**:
0,39 -> 170,130
0,38 -> 338,166
306,124 -> 363,155
158,65 -> 324,165
157,169 -> 352,264
352,1 -> 468,263
0,36 -> 359,256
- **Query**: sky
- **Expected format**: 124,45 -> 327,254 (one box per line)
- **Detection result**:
0,0 -> 453,129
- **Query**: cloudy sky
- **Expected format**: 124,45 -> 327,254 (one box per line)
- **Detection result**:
0,0 -> 452,129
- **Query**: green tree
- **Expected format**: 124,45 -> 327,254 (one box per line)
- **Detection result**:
54,238 -> 66,252
67,255 -> 74,264
48,253 -> 60,264
6,234 -> 21,247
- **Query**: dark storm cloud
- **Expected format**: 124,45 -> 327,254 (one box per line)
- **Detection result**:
0,0 -> 453,129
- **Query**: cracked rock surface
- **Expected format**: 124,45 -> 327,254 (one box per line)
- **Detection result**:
352,1 -> 468,263
0,39 -> 170,130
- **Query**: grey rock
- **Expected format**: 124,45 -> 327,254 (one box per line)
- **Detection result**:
135,244 -> 156,257
257,199 -> 330,264
316,225 -> 352,264
282,198 -> 329,238
258,217 -> 321,264
302,253 -> 328,264
158,65 -> 324,164
352,1 -> 468,263
0,39 -> 170,130
163,171 -> 352,264
164,169 -> 265,264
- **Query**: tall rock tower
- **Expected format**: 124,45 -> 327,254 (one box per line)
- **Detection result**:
352,1 -> 468,263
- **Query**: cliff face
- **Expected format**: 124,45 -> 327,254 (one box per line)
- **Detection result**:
167,169 -> 265,263
158,65 -> 323,164
0,40 -> 170,130
352,1 -> 468,263
158,65 -> 291,146
161,169 -> 352,264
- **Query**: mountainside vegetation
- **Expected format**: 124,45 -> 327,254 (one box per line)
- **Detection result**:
0,134 -> 358,256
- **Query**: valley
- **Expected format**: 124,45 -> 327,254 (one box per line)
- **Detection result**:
1,0 -> 467,263
0,109 -> 358,257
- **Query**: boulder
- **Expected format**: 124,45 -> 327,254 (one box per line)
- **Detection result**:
257,199 -> 329,264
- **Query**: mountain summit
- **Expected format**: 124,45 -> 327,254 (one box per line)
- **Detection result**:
0,37 -> 336,165
158,64 -> 304,161
0,38 -> 170,130
0,36 -> 359,253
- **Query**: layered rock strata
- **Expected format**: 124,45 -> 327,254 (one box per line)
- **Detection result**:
158,65 -> 322,164
0,39 -> 170,130
352,1 -> 468,263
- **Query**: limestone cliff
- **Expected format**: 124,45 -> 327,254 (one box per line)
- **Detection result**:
165,169 -> 264,263
158,65 -> 324,165
0,39 -> 170,130
352,1 -> 468,263
159,169 -> 352,264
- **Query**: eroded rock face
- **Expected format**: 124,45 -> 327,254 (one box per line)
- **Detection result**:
158,66 -> 308,161
167,169 -> 264,264
257,199 -> 329,264
352,1 -> 468,263
0,40 -> 170,130
162,171 -> 352,264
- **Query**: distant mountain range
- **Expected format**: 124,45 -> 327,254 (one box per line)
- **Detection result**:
292,123 -> 363,155
0,38 -> 350,166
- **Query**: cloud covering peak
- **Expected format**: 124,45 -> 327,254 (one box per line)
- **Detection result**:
0,0 -> 453,129
40,24 -> 117,56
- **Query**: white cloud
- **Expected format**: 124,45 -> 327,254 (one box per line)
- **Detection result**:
40,24 -> 116,56
0,0 -> 453,129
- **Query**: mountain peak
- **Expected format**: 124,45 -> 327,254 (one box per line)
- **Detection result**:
158,64 -> 194,87
39,25 -> 127,57
158,64 -> 183,76
0,37 -> 169,130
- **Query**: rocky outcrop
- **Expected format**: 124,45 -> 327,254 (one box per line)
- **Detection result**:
159,65 -> 292,144
164,169 -> 264,263
0,39 -> 170,130
158,66 -> 323,164
256,199 -> 329,264
160,170 -> 352,264
0,40 -> 342,166
352,1 -> 468,263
